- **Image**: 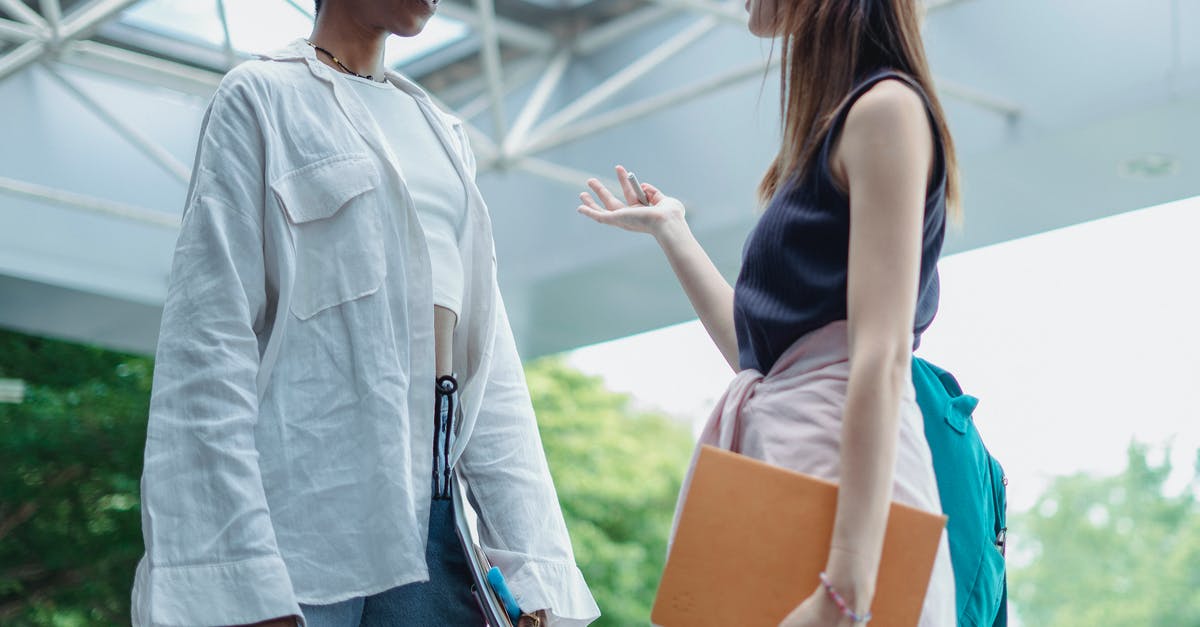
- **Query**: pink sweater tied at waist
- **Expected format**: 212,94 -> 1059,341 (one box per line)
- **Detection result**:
670,320 -> 958,626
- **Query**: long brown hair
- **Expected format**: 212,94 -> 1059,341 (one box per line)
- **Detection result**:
758,0 -> 961,219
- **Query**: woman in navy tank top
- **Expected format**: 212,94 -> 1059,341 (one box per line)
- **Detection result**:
578,0 -> 961,625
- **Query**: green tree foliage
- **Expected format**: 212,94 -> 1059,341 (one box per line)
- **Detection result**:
0,330 -> 151,625
0,332 -> 695,626
1011,442 -> 1200,626
526,357 -> 695,626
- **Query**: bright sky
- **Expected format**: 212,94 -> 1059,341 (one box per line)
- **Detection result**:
569,195 -> 1200,516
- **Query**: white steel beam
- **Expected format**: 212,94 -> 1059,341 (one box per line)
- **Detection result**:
0,0 -> 48,30
532,0 -> 1014,151
937,77 -> 1022,120
473,0 -> 508,148
422,90 -> 498,161
47,68 -> 192,183
463,123 -> 498,164
60,0 -> 143,42
519,56 -> 779,157
648,0 -> 967,28
38,0 -> 61,40
454,88 -> 501,125
215,0 -> 237,69
648,0 -> 743,25
0,0 -> 144,80
503,48 -> 570,155
444,52 -> 547,118
0,39 -> 45,81
438,2 -> 554,53
507,156 -> 604,191
574,5 -> 676,57
59,40 -> 222,96
0,16 -> 41,42
0,175 -> 180,229
532,16 -> 717,138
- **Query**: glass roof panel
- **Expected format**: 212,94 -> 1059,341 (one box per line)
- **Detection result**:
119,0 -> 470,68
120,0 -> 226,47
221,0 -> 320,54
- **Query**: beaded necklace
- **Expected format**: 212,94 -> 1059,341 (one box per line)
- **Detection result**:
305,39 -> 377,82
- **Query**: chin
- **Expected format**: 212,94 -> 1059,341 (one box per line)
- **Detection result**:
393,14 -> 433,37
388,0 -> 435,37
747,11 -> 784,38
393,24 -> 426,37
747,21 -> 773,38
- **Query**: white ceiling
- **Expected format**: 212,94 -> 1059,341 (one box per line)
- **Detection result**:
0,0 -> 1197,356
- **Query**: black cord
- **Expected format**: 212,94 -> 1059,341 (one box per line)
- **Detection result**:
305,40 -> 376,81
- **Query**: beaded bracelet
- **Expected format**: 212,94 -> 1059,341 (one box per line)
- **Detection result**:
819,571 -> 873,623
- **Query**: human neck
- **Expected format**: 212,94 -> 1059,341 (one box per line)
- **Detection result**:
309,9 -> 388,80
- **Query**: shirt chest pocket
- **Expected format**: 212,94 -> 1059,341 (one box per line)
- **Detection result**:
272,154 -> 387,320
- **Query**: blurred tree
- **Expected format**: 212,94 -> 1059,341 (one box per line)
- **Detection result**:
526,356 -> 695,627
0,332 -> 695,626
0,330 -> 150,625
1011,442 -> 1200,626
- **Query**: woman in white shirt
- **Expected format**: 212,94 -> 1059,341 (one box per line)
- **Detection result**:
130,1 -> 598,626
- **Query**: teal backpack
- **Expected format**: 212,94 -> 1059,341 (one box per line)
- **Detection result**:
912,357 -> 1008,627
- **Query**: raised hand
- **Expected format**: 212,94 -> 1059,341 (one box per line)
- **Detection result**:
575,162 -> 742,370
577,165 -> 685,238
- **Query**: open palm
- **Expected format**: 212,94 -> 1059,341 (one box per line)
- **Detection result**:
577,165 -> 685,236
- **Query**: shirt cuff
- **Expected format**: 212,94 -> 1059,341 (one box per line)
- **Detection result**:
484,550 -> 601,627
134,554 -> 302,626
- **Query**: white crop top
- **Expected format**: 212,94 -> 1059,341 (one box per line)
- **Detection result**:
343,73 -> 466,318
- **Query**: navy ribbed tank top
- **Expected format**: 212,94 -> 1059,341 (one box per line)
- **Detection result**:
733,69 -> 948,373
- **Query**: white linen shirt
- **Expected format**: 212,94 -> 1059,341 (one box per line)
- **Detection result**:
131,39 -> 599,627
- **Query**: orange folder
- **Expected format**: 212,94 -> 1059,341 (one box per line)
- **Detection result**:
652,446 -> 946,627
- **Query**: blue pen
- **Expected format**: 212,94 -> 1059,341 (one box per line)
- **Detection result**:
486,566 -> 522,624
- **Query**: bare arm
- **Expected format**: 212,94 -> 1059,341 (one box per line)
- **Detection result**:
579,165 -> 740,370
778,79 -> 936,627
829,80 -> 936,608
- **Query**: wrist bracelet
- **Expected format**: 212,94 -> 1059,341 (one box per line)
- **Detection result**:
819,571 -> 872,624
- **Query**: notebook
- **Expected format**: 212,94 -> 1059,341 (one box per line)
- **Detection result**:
452,476 -> 515,627
652,446 -> 947,627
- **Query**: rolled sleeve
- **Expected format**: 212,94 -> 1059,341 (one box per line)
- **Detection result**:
460,294 -> 600,626
134,70 -> 300,627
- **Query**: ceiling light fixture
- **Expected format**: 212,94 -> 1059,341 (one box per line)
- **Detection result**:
1118,153 -> 1180,179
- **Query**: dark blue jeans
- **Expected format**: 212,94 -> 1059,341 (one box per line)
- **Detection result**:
300,376 -> 481,626
299,500 -> 481,626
